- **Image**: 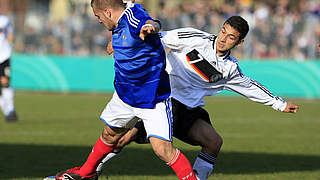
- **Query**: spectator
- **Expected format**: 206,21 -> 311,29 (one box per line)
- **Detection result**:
8,0 -> 320,60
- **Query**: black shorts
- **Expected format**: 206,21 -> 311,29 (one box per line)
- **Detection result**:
171,98 -> 211,144
133,98 -> 212,144
0,59 -> 10,77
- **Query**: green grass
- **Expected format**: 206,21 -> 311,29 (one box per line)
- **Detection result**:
0,92 -> 319,180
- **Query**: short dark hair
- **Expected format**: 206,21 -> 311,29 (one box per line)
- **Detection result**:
91,0 -> 125,10
224,16 -> 249,40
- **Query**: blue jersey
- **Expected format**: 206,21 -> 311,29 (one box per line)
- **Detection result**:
112,4 -> 170,108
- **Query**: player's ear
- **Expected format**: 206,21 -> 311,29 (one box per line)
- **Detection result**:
236,39 -> 244,47
104,8 -> 111,18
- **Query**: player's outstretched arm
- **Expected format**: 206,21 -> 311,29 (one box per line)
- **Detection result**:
139,20 -> 160,40
318,43 -> 320,54
224,70 -> 296,112
283,102 -> 299,113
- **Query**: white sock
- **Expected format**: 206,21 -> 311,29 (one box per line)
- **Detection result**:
193,152 -> 216,180
2,87 -> 15,116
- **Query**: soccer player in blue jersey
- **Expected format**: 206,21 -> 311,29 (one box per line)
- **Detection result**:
54,0 -> 197,180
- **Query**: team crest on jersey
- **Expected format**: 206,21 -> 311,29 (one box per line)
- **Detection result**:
122,30 -> 128,45
186,49 -> 223,83
122,30 -> 127,40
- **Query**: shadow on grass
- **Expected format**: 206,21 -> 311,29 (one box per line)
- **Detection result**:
0,143 -> 320,179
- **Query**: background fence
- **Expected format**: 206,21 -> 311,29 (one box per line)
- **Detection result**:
11,54 -> 320,99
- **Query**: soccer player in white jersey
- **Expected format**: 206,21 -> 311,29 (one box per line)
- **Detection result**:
54,0 -> 197,180
96,15 -> 299,180
0,14 -> 18,122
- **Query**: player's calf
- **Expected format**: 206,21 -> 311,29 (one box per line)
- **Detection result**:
149,137 -> 175,162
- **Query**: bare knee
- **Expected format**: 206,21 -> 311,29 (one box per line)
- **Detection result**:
214,134 -> 223,149
0,76 -> 9,87
204,133 -> 223,156
188,119 -> 223,156
101,125 -> 127,144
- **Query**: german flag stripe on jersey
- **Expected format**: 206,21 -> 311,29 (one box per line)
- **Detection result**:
186,55 -> 210,82
186,49 -> 223,83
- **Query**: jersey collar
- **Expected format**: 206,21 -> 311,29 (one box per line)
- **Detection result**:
117,2 -> 135,23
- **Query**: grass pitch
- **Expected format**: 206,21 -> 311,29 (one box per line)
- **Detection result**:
0,92 -> 319,180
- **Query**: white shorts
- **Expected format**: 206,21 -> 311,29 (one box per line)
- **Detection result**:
100,92 -> 173,142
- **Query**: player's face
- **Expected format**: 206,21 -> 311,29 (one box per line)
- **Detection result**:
92,7 -> 116,31
216,23 -> 243,56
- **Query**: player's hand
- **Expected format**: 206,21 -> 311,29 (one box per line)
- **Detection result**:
283,102 -> 299,113
116,127 -> 138,148
106,40 -> 113,55
139,24 -> 156,40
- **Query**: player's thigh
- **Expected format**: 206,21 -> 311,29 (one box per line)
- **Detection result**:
187,119 -> 220,146
100,92 -> 137,128
136,98 -> 173,142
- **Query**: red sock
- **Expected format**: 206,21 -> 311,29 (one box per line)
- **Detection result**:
167,149 -> 197,180
79,137 -> 116,177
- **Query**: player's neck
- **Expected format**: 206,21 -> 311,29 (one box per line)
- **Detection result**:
216,50 -> 228,57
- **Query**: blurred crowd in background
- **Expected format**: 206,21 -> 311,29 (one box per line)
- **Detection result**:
1,0 -> 320,60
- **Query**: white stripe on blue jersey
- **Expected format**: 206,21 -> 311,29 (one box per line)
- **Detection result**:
124,8 -> 140,28
127,8 -> 140,24
124,12 -> 138,28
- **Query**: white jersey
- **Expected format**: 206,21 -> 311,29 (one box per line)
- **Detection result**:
160,28 -> 287,111
0,15 -> 13,63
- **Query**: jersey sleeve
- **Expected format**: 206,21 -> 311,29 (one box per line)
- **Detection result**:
224,66 -> 287,111
125,5 -> 154,35
160,28 -> 206,50
159,30 -> 183,49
